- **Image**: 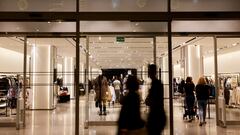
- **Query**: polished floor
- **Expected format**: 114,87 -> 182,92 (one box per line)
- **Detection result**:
1,97 -> 240,135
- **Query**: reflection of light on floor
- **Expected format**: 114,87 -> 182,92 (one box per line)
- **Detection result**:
89,129 -> 96,135
3,97 -> 240,135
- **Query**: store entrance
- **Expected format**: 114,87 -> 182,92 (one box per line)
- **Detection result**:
85,36 -> 163,127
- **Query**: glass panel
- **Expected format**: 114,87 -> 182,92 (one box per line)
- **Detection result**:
156,36 -> 169,134
27,37 -> 76,134
80,21 -> 168,33
172,21 -> 240,33
172,0 -> 240,11
0,37 -> 24,126
0,0 -> 75,12
167,36 -> 216,133
0,22 -> 76,33
217,37 -> 240,122
80,0 -> 167,12
88,36 -> 158,127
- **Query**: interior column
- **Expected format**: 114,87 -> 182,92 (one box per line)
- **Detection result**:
63,57 -> 75,99
31,45 -> 56,109
160,56 -> 169,98
185,45 -> 203,84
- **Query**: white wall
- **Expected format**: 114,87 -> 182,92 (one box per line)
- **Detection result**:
204,51 -> 240,75
203,57 -> 214,76
0,47 -> 25,72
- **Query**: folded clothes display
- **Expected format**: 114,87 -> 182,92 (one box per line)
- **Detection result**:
58,87 -> 70,103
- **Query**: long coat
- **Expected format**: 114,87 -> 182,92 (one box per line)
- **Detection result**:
93,75 -> 110,101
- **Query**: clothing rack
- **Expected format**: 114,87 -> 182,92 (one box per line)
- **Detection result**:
0,74 -> 20,117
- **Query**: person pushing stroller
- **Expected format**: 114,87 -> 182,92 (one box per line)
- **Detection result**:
183,77 -> 196,122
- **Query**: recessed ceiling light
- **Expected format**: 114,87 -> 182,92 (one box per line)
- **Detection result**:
47,21 -> 51,24
98,36 -> 102,41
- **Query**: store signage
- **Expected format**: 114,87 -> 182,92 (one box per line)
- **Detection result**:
116,37 -> 125,43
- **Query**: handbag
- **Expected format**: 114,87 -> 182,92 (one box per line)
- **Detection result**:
106,88 -> 112,102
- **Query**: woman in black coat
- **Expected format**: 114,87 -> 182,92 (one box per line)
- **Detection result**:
184,76 -> 195,122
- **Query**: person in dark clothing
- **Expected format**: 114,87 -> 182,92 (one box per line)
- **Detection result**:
178,79 -> 185,94
173,78 -> 178,93
146,64 -> 166,135
184,76 -> 195,122
196,77 -> 210,126
117,75 -> 145,135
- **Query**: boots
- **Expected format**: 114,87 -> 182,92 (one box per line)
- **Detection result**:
103,106 -> 107,115
99,104 -> 103,115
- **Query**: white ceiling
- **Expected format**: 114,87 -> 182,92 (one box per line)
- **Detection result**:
0,21 -> 240,33
0,36 -> 239,69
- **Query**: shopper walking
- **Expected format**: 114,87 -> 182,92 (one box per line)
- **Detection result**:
94,75 -> 110,116
113,76 -> 121,103
195,77 -> 210,126
184,76 -> 195,122
117,75 -> 145,135
109,82 -> 116,106
146,64 -> 166,135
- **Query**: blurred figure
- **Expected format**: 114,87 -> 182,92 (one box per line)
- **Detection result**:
113,76 -> 121,103
146,64 -> 166,135
117,75 -> 145,135
178,79 -> 185,94
173,78 -> 178,93
184,76 -> 195,122
196,77 -> 210,126
109,82 -> 116,106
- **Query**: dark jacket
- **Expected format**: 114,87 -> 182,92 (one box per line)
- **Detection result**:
118,92 -> 145,131
196,84 -> 209,100
184,83 -> 195,97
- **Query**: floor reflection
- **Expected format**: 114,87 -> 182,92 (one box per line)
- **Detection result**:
1,98 -> 240,135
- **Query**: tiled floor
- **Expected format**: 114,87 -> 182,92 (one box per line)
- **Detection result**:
1,97 -> 240,135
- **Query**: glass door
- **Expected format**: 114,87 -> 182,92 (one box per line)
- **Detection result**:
216,36 -> 240,127
87,36 -> 155,123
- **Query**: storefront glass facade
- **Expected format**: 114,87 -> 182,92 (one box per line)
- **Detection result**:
0,0 -> 239,135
